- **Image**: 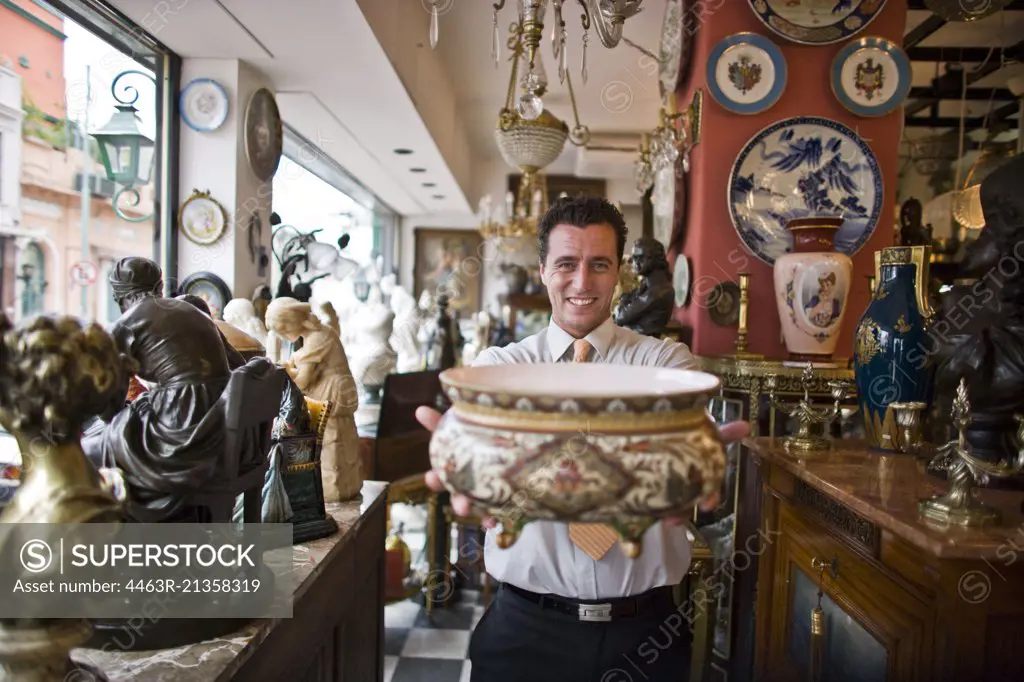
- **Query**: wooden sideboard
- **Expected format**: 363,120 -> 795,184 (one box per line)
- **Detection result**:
72,482 -> 389,682
752,439 -> 1024,682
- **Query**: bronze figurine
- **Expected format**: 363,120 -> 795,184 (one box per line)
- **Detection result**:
897,198 -> 932,247
932,154 -> 1024,477
0,313 -> 128,681
614,237 -> 675,337
81,257 -> 249,522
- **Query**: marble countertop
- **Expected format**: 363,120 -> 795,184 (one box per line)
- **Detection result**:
70,480 -> 389,681
753,438 -> 1024,560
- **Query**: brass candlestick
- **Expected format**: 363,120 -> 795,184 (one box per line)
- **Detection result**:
919,379 -> 1024,527
764,363 -> 850,456
887,401 -> 927,455
733,273 -> 763,359
735,273 -> 750,354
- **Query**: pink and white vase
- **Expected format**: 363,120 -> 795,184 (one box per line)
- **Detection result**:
773,218 -> 853,367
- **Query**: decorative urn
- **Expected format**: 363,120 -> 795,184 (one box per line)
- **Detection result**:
773,217 -> 853,366
854,246 -> 933,450
428,364 -> 727,557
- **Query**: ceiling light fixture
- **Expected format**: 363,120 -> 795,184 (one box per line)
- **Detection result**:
393,148 -> 414,155
422,182 -> 437,187
427,0 -> 644,56
410,167 -> 427,173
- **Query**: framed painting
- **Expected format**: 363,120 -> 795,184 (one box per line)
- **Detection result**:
412,228 -> 484,315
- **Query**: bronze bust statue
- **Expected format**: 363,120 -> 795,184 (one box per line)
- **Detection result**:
82,257 -> 248,521
614,237 -> 675,337
933,154 -> 1024,473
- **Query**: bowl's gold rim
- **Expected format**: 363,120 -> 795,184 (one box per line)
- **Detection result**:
439,365 -> 722,403
449,402 -> 714,435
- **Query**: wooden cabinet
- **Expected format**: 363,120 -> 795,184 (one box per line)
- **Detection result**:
234,490 -> 387,681
754,440 -> 1024,682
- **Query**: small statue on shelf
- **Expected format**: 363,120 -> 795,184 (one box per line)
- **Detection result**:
265,297 -> 363,502
422,294 -> 458,370
933,154 -> 1024,473
897,198 -> 933,247
82,257 -> 249,522
224,297 -> 269,347
613,237 -> 675,337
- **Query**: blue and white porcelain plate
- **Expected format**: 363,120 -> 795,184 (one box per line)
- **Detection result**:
831,36 -> 911,117
707,33 -> 786,115
728,116 -> 883,266
748,0 -> 888,46
179,78 -> 229,132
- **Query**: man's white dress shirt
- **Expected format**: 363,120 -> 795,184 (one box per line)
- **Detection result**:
471,317 -> 698,600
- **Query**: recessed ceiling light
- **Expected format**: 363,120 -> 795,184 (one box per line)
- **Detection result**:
422,182 -> 436,188
410,167 -> 427,173
393,148 -> 413,155
432,194 -> 445,200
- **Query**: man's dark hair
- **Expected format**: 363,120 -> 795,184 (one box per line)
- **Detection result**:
537,195 -> 628,265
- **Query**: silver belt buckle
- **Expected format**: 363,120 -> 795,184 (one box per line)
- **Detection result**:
579,603 -> 612,622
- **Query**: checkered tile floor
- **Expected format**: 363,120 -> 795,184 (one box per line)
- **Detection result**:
384,588 -> 487,682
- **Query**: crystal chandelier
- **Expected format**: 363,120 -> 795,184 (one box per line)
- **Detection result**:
635,90 -> 703,195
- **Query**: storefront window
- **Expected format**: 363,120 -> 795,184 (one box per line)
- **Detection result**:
271,127 -> 397,301
0,0 -> 174,323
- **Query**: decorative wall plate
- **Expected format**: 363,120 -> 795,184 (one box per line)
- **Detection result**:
708,281 -> 741,326
179,271 -> 232,320
748,0 -> 888,46
244,88 -> 283,182
179,78 -> 229,132
708,33 -> 786,115
831,36 -> 911,117
728,116 -> 883,266
179,189 -> 227,245
673,254 -> 691,306
658,0 -> 690,98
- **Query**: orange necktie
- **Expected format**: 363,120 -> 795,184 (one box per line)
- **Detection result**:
567,338 -> 620,561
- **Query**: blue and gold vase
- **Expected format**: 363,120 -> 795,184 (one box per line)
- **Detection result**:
853,246 -> 934,449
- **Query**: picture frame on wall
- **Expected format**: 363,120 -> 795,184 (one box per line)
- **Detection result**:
412,228 -> 484,316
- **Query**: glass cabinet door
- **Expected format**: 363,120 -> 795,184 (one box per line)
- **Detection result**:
786,566 -> 888,682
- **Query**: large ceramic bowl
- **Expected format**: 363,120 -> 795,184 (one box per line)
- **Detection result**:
429,364 -> 727,557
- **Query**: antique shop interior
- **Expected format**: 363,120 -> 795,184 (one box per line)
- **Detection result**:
1,0 -> 1024,680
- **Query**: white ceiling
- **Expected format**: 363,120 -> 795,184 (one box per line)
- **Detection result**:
106,0 -> 471,216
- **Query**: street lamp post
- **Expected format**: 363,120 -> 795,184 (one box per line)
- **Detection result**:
91,70 -> 157,223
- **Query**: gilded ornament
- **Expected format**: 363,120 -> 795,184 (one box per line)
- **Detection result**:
855,318 -> 883,365
894,315 -> 911,333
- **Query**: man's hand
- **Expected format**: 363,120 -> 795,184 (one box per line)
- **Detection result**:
417,405 -> 752,531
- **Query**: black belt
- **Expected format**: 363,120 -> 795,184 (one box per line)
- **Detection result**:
503,583 -> 675,622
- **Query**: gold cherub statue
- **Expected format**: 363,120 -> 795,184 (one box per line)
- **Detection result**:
919,378 -> 1024,527
764,362 -> 849,456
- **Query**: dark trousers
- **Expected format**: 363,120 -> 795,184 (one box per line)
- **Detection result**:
470,584 -> 692,682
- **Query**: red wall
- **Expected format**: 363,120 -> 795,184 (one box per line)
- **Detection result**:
670,0 -> 907,360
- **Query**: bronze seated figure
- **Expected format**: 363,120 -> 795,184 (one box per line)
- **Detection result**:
82,257 -> 285,522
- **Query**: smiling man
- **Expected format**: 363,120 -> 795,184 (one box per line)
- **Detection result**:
418,196 -> 749,682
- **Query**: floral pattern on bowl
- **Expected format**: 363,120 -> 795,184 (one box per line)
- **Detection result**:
429,364 -> 728,556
